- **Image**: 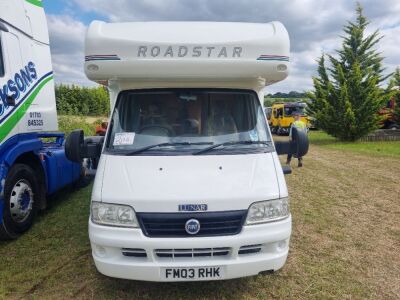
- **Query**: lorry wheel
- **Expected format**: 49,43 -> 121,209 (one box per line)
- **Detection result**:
0,164 -> 39,240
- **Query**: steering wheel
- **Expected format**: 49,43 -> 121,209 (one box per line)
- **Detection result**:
139,125 -> 175,136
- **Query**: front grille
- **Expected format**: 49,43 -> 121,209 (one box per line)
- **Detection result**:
122,248 -> 147,258
155,247 -> 231,259
136,210 -> 247,238
238,244 -> 263,255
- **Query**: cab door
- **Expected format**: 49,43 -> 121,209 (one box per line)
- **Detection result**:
272,108 -> 278,126
0,28 -> 25,141
0,29 -> 24,140
3,30 -> 23,85
277,107 -> 284,127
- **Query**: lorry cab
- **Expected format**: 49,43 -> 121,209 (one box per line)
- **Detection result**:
270,102 -> 309,135
66,21 -> 308,281
0,0 -> 81,239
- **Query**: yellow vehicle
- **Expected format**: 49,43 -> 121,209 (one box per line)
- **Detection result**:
268,102 -> 309,135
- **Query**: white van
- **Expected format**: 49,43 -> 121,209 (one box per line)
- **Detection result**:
66,21 -> 308,281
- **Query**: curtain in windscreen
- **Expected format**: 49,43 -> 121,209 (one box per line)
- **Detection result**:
120,94 -> 140,132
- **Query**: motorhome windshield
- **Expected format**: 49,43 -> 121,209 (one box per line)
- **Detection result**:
106,89 -> 272,155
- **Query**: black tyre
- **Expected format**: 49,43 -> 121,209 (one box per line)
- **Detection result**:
0,164 -> 40,240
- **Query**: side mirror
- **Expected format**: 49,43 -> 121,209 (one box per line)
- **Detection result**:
65,130 -> 84,162
65,130 -> 104,163
291,127 -> 309,157
275,127 -> 309,157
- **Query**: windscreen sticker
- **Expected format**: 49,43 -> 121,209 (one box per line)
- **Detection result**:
113,132 -> 135,146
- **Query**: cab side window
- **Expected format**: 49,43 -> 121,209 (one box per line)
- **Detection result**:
0,37 -> 4,77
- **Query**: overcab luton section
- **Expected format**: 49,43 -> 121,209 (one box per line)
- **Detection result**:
84,21 -> 290,86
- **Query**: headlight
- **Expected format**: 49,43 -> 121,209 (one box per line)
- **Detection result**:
246,198 -> 290,225
91,202 -> 139,228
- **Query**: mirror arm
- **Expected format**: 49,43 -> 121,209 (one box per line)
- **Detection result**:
83,136 -> 104,158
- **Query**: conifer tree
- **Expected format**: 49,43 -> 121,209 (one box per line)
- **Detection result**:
307,4 -> 390,141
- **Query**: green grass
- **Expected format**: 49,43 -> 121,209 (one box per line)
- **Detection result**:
0,186 -> 93,298
308,131 -> 400,157
0,131 -> 399,299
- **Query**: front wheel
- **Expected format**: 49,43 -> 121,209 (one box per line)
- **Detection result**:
0,164 -> 39,240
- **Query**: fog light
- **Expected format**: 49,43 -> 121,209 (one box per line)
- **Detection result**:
276,239 -> 288,251
94,245 -> 106,257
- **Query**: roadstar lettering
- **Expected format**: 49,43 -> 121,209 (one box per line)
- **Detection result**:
137,46 -> 243,58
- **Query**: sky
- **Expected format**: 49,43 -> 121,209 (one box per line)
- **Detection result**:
43,0 -> 400,94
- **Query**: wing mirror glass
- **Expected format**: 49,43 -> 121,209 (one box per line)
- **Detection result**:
275,127 -> 309,157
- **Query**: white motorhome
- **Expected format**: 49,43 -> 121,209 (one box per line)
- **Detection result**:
67,21 -> 308,281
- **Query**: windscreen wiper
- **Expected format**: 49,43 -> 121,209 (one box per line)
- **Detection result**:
193,140 -> 272,155
125,142 -> 213,155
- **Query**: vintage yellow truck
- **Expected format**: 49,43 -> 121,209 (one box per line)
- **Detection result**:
268,102 -> 309,135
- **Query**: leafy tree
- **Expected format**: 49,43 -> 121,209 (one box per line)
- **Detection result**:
55,84 -> 110,116
307,4 -> 390,141
264,91 -> 308,107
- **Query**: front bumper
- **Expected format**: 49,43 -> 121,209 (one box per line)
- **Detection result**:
89,215 -> 292,282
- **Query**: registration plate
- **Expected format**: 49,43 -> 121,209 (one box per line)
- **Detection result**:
162,266 -> 224,281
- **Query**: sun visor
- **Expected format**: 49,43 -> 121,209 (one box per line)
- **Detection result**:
85,21 -> 290,86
